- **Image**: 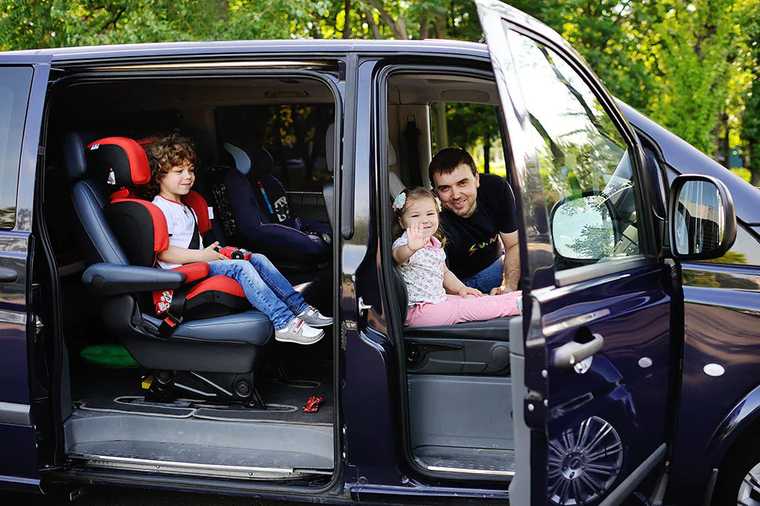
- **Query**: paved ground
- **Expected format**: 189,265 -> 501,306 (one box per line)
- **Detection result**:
2,489 -> 313,505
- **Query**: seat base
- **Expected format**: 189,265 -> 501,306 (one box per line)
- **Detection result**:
143,370 -> 264,408
103,295 -> 271,374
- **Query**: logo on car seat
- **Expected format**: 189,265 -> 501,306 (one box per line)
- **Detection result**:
107,168 -> 116,185
273,196 -> 289,223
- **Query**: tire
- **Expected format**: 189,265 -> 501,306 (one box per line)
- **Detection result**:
713,438 -> 760,506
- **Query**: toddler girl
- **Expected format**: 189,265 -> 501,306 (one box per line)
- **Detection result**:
392,187 -> 521,327
146,134 -> 331,345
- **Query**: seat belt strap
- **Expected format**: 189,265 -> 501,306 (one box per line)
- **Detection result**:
159,288 -> 188,338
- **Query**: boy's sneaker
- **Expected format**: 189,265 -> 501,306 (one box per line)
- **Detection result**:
275,318 -> 324,345
297,306 -> 333,328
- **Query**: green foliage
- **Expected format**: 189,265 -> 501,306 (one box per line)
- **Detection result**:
1,0 -> 760,182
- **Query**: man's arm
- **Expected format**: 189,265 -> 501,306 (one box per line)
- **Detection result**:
492,231 -> 520,294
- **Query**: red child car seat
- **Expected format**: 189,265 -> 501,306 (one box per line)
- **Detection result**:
67,134 -> 272,405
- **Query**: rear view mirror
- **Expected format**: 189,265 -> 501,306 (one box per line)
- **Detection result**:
668,175 -> 736,260
550,194 -> 616,261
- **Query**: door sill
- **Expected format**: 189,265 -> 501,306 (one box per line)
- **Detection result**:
69,453 -> 330,481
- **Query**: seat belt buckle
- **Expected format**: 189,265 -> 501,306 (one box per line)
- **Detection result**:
159,311 -> 183,338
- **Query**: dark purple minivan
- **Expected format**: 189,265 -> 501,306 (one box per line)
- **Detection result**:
0,1 -> 757,504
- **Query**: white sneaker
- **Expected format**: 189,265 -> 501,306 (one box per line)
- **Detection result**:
297,306 -> 333,327
274,317 -> 324,345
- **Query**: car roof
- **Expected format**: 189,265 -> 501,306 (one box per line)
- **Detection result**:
3,39 -> 491,63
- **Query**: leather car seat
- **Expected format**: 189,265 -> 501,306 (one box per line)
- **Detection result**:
66,134 -> 272,406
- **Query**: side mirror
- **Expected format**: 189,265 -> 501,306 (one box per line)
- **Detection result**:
550,194 -> 616,262
668,175 -> 736,260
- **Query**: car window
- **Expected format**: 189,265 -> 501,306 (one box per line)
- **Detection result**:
216,103 -> 334,193
0,67 -> 33,229
507,30 -> 641,271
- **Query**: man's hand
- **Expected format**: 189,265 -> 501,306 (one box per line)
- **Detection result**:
490,284 -> 511,296
458,286 -> 483,297
406,223 -> 429,252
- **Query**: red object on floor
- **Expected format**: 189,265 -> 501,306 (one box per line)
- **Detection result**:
303,394 -> 325,413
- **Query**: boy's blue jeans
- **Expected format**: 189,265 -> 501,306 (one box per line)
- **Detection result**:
208,254 -> 308,330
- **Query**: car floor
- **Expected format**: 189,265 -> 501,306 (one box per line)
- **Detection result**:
66,364 -> 335,476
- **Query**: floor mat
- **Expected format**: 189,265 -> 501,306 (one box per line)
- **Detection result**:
75,378 -> 333,425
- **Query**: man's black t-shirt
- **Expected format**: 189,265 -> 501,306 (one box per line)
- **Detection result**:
440,174 -> 518,279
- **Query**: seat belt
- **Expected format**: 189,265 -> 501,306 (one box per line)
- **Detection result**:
159,209 -> 200,337
158,288 -> 188,338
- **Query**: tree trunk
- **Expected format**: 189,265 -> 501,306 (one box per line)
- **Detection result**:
342,0 -> 352,39
419,14 -> 429,39
362,0 -> 409,39
750,142 -> 760,186
483,140 -> 490,174
364,7 -> 381,39
717,111 -> 729,168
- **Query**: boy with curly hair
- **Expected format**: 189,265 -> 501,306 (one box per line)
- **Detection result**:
146,134 -> 331,345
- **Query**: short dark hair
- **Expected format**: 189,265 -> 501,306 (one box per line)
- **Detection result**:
428,147 -> 477,183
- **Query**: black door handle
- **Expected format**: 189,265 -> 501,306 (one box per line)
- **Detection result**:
0,267 -> 18,283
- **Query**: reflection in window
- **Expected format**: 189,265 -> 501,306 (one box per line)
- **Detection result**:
0,67 -> 33,229
507,29 -> 640,270
705,224 -> 760,267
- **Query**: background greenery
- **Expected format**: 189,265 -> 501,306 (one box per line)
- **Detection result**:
2,0 -> 759,183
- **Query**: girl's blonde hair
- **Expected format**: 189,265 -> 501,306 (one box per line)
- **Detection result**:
393,187 -> 446,246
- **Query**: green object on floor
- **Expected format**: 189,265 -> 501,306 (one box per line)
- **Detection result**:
80,344 -> 139,368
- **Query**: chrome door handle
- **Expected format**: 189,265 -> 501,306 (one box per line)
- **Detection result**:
552,333 -> 604,369
358,297 -> 372,312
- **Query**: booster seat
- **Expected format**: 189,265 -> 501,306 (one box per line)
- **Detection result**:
67,134 -> 273,406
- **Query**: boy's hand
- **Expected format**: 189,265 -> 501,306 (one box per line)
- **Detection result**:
406,223 -> 429,252
201,241 -> 227,262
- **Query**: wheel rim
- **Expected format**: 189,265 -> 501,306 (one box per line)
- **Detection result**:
547,416 -> 623,505
738,461 -> 760,505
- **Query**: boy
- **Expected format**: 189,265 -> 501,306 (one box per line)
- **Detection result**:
146,134 -> 331,345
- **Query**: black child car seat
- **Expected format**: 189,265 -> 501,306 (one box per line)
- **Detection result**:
222,142 -> 331,270
66,134 -> 273,406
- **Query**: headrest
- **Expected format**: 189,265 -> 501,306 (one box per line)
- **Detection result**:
64,131 -> 97,181
86,137 -> 151,187
223,142 -> 251,176
389,171 -> 405,199
325,123 -> 335,173
388,140 -> 398,167
250,148 -> 275,177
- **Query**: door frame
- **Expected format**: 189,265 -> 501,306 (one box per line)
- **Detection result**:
0,54 -> 52,492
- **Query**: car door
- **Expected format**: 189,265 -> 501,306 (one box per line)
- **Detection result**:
0,54 -> 51,491
476,1 -> 675,504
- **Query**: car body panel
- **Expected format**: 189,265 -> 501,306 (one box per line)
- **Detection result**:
0,55 -> 51,491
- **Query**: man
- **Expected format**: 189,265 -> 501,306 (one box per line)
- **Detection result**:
429,147 -> 520,294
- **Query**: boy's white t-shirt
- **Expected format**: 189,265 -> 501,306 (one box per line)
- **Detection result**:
152,195 -> 203,269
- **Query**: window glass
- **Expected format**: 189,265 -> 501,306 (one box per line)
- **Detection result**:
705,224 -> 760,267
429,102 -> 506,177
216,103 -> 334,193
507,30 -> 641,270
0,67 -> 32,229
